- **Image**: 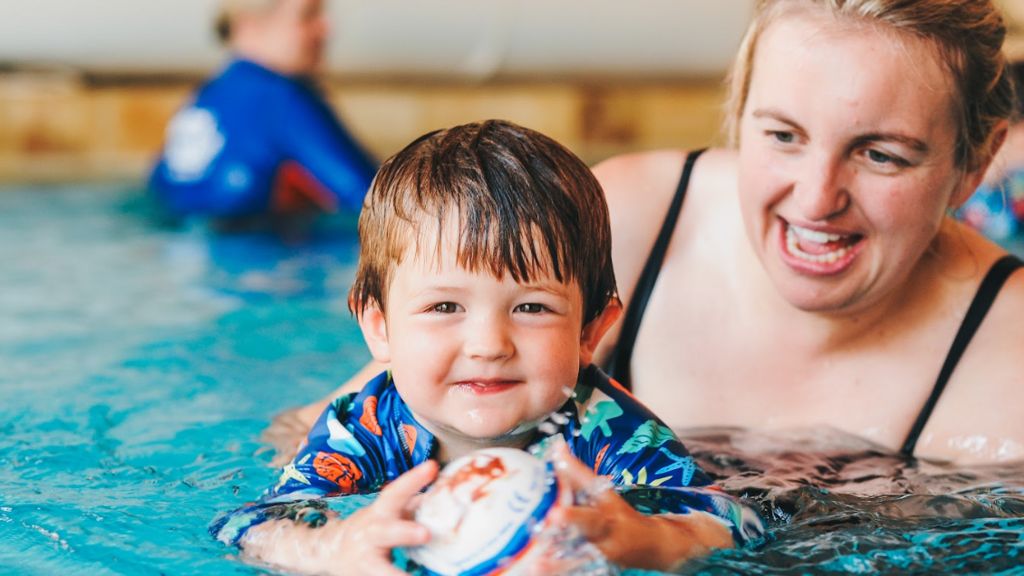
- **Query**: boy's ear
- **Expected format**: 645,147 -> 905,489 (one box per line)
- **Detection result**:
579,298 -> 623,366
357,304 -> 392,363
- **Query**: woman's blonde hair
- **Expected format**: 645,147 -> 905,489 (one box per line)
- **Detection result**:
214,0 -> 278,43
725,0 -> 1015,171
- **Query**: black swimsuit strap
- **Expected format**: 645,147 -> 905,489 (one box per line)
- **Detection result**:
603,148 -> 707,390
900,254 -> 1023,457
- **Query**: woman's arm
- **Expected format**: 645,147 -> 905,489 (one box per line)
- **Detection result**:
261,359 -> 386,466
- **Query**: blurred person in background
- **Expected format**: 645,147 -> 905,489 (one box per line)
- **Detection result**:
958,61 -> 1024,256
149,0 -> 376,230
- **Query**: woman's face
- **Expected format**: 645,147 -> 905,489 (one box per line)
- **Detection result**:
737,9 -> 977,315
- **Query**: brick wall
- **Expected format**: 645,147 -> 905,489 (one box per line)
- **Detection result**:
0,72 -> 726,183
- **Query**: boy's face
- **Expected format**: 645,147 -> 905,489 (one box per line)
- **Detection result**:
358,229 -> 618,457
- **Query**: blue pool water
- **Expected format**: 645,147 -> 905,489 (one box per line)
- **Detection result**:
2,185 -> 1023,575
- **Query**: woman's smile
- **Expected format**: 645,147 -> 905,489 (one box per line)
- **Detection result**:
778,217 -> 865,275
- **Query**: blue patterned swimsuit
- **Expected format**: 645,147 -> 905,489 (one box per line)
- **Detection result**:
212,365 -> 764,548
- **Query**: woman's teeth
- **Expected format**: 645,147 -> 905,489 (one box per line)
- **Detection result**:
791,225 -> 846,244
785,223 -> 855,264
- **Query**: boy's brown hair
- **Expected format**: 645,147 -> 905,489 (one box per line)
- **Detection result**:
349,119 -> 617,325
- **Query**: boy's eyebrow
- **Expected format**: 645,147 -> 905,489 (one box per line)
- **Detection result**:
516,280 -> 575,297
412,280 -> 574,298
410,283 -> 467,293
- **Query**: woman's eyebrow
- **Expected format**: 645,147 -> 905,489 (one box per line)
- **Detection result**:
751,108 -> 802,128
753,108 -> 930,152
853,132 -> 929,152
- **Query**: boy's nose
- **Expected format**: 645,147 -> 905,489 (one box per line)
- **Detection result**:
792,154 -> 851,222
463,316 -> 514,361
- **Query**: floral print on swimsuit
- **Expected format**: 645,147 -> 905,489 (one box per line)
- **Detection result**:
210,365 -> 765,547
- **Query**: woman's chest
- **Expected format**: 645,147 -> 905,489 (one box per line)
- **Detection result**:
627,274 -> 961,451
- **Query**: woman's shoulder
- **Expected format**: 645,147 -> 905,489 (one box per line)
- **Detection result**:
922,227 -> 1024,461
590,147 -> 740,365
594,147 -> 734,195
592,149 -> 688,189
921,239 -> 1024,459
951,234 -> 1024,367
593,147 -> 735,233
938,223 -> 1024,304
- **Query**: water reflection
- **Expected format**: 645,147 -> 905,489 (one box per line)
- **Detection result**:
679,427 -> 1024,574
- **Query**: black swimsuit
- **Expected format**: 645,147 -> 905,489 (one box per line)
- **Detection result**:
603,148 -> 1023,458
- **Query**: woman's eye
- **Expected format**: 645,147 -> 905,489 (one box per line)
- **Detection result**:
515,303 -> 547,314
866,149 -> 899,165
862,148 -> 911,170
768,130 -> 796,144
430,302 -> 459,313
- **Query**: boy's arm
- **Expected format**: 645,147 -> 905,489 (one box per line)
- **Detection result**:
238,461 -> 437,576
214,381 -> 392,547
214,378 -> 433,576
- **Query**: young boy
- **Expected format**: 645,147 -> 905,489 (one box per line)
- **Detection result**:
212,120 -> 763,574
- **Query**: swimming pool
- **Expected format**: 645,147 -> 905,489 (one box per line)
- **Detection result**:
1,185 -> 1022,575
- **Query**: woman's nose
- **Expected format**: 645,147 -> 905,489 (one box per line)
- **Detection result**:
793,154 -> 851,222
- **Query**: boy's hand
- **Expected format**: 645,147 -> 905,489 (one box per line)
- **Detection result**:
336,459 -> 438,575
546,444 -> 732,572
239,460 -> 438,576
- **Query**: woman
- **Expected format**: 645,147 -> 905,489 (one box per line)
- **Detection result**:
271,0 -> 1024,466
149,0 -> 376,221
596,0 -> 1023,464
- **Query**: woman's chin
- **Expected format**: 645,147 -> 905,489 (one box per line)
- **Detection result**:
765,258 -> 866,314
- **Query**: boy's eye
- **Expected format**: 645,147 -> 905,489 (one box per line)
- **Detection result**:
514,303 -> 547,314
430,302 -> 460,313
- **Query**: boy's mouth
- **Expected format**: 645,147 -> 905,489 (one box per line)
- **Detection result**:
453,379 -> 520,395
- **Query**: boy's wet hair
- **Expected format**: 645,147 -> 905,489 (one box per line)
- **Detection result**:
350,119 -> 617,325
